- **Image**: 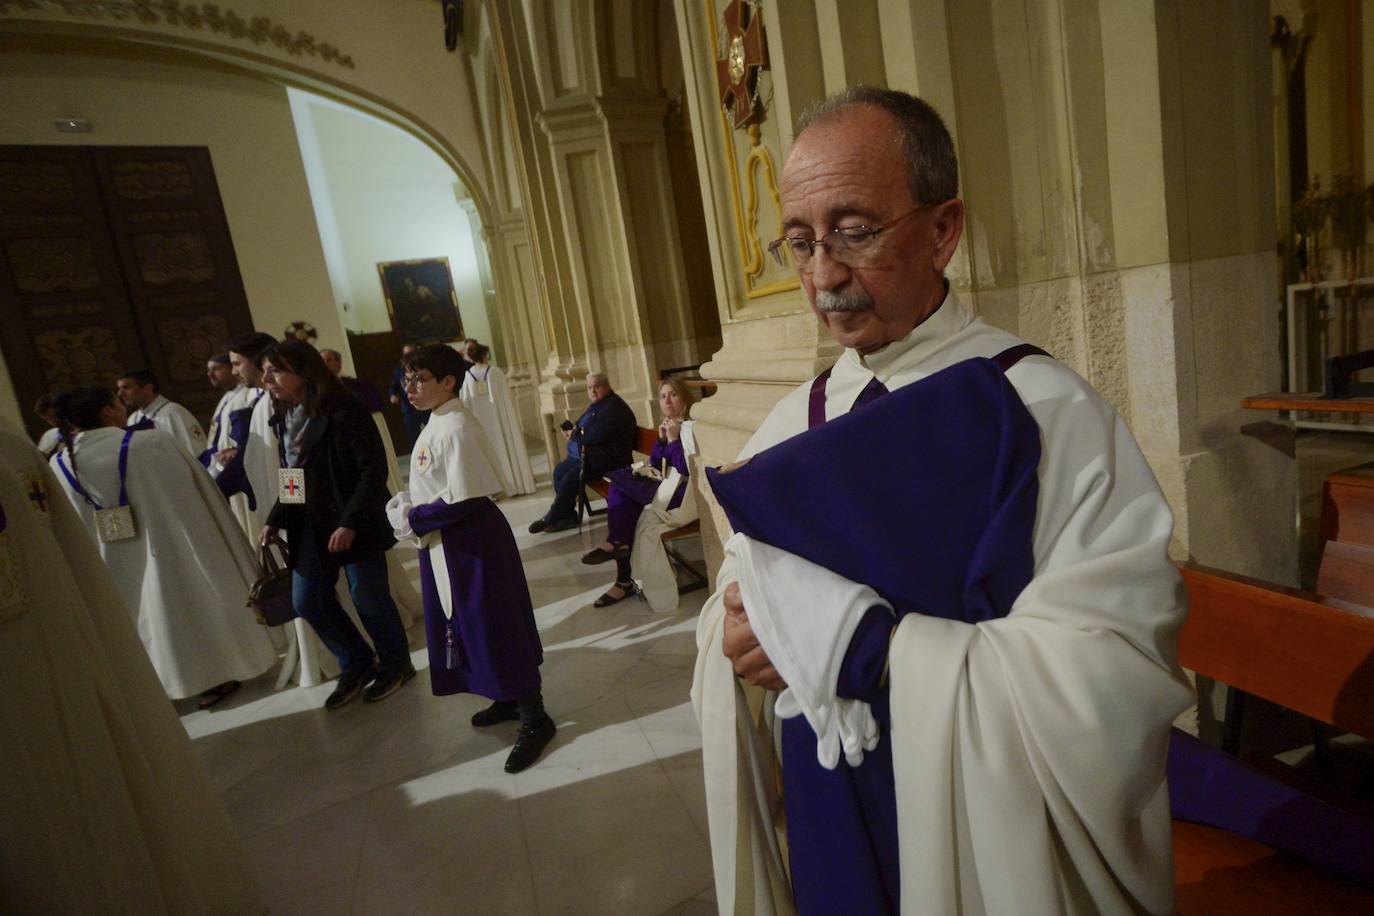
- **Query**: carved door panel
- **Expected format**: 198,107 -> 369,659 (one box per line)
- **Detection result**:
0,146 -> 150,441
90,146 -> 254,424
0,145 -> 255,440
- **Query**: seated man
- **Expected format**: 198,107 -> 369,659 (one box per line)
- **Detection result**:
117,369 -> 206,459
529,372 -> 636,533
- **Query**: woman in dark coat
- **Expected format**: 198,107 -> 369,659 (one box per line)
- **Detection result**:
259,340 -> 413,709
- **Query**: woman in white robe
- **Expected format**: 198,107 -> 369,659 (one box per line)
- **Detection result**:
459,344 -> 536,495
50,387 -> 277,703
0,420 -> 262,915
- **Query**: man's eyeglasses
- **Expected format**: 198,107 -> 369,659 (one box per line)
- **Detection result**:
403,374 -> 436,388
767,205 -> 929,270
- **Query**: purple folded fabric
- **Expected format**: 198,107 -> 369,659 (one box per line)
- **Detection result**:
1168,728 -> 1374,888
705,357 -> 1041,624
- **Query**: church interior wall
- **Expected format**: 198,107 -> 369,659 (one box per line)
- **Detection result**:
286,92 -> 495,354
0,42 -> 343,430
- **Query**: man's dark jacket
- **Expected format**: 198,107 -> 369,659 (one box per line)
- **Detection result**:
266,391 -> 396,566
573,391 -> 637,478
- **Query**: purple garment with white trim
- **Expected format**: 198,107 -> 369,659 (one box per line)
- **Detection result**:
707,356 -> 1043,914
410,496 -> 543,700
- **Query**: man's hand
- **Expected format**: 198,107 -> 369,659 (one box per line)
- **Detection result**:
216,446 -> 238,465
721,581 -> 787,690
259,525 -> 278,547
327,526 -> 356,553
389,395 -> 401,405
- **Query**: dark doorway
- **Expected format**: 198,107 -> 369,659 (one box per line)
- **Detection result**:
0,145 -> 255,440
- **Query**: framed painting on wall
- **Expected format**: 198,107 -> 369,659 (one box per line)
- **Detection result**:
377,257 -> 463,344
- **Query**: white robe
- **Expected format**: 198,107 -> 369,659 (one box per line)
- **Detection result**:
692,291 -> 1194,915
0,422 -> 262,914
128,393 -> 206,459
631,420 -> 700,613
36,426 -> 61,456
51,426 -> 277,699
460,363 -> 535,495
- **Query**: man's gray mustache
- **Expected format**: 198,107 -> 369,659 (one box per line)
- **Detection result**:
815,288 -> 873,313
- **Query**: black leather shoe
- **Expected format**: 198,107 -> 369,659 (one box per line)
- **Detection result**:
543,515 -> 579,533
325,665 -> 376,711
581,543 -> 631,565
528,518 -> 549,534
471,700 -> 520,727
363,665 -> 416,703
504,715 -> 557,773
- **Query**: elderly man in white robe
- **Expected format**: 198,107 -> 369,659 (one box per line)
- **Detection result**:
50,387 -> 277,708
117,368 -> 206,459
693,87 -> 1193,915
459,342 -> 536,495
0,420 -> 262,914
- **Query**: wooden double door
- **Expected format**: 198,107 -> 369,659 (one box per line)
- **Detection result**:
0,145 -> 255,441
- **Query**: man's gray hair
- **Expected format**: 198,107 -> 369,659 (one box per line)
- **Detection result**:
795,86 -> 958,206
586,372 -> 609,386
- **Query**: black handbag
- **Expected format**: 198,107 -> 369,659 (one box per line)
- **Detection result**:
247,537 -> 296,627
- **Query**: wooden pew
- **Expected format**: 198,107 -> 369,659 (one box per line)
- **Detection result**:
1173,564 -> 1374,913
578,427 -> 707,594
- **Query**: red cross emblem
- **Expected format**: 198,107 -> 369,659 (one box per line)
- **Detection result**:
285,478 -> 299,497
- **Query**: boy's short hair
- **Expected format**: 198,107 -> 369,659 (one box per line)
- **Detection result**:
405,344 -> 470,389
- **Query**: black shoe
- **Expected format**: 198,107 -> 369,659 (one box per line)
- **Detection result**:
471,700 -> 520,727
325,665 -> 376,711
528,518 -> 549,533
543,515 -> 578,533
581,543 -> 631,565
504,715 -> 557,773
363,665 -> 416,703
593,582 -> 638,608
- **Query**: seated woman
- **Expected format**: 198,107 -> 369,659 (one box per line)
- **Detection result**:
581,378 -> 695,608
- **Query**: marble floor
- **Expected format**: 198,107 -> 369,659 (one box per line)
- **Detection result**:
179,485 -> 717,916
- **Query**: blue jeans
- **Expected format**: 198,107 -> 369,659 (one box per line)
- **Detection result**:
291,534 -> 410,676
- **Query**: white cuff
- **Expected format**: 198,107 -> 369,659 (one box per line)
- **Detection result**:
725,532 -> 887,770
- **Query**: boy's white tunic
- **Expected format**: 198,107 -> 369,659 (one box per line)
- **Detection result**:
128,393 -> 206,459
51,426 -> 277,699
0,422 -> 262,914
460,363 -> 535,495
692,292 -> 1193,915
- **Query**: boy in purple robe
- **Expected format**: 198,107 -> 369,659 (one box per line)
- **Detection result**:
385,345 -> 555,773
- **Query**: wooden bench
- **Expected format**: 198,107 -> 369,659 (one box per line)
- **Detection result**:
578,426 -> 707,594
1173,563 -> 1374,913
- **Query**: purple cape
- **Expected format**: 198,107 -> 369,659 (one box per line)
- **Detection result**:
706,357 -> 1044,913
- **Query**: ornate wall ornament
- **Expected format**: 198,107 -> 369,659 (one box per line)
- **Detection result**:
0,0 -> 356,69
283,320 -> 317,342
715,0 -> 767,130
703,0 -> 794,302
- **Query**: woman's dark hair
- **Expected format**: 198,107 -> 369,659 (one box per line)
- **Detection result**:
261,339 -> 355,423
404,344 -> 470,390
468,343 -> 490,363
54,387 -> 116,433
53,387 -> 118,480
